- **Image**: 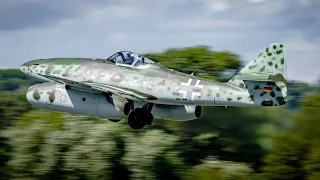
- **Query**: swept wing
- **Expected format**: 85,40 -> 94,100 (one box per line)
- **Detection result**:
41,74 -> 157,102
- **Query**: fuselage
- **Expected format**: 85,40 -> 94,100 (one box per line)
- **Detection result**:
20,58 -> 279,107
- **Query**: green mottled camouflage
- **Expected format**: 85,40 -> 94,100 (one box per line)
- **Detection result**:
21,43 -> 287,107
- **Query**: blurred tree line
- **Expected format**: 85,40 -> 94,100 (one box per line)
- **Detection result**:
0,69 -> 36,92
0,46 -> 319,180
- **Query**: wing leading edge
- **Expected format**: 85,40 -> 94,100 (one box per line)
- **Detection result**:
41,74 -> 157,102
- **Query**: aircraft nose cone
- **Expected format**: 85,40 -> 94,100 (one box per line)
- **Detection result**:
20,62 -> 28,74
20,59 -> 39,74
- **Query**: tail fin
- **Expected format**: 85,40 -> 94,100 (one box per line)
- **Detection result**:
229,43 -> 286,83
228,43 -> 288,106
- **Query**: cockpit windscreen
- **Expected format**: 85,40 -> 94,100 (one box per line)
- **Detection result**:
106,51 -> 155,67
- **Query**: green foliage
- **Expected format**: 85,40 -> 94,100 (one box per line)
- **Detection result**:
123,130 -> 184,180
0,81 -> 19,91
186,157 -> 257,180
6,115 -> 123,179
262,93 -> 320,180
0,135 -> 12,180
303,140 -> 320,180
14,110 -> 64,129
262,133 -> 307,180
144,46 -> 241,81
159,107 -> 270,171
0,69 -> 28,80
0,69 -> 36,92
4,114 -> 187,180
0,46 -> 319,180
286,82 -> 320,110
0,93 -> 33,129
295,94 -> 320,140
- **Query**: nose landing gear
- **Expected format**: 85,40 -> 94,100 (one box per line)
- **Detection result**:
127,103 -> 154,129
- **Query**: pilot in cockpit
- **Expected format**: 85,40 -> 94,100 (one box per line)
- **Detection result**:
124,53 -> 135,65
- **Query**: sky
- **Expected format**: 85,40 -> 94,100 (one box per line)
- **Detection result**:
0,0 -> 319,82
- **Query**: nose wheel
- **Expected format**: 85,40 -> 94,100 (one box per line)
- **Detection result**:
127,103 -> 154,129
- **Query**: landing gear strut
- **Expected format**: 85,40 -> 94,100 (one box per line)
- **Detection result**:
128,103 -> 154,129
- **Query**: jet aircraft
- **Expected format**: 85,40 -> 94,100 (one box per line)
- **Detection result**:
20,43 -> 288,129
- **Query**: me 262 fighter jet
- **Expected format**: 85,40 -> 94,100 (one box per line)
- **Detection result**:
20,43 -> 288,129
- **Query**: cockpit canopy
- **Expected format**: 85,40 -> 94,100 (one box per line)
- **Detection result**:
106,51 -> 155,67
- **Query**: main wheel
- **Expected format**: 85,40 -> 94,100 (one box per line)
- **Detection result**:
128,109 -> 145,129
145,112 -> 153,125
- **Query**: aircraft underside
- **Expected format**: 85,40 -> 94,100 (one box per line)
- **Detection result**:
27,82 -> 202,129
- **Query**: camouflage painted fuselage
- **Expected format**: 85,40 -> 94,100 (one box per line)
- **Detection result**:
21,57 -> 286,107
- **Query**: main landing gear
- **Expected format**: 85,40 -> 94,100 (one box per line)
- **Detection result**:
128,103 -> 154,129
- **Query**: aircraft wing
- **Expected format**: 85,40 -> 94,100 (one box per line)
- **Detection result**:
41,74 -> 157,101
86,82 -> 157,101
40,74 -> 94,90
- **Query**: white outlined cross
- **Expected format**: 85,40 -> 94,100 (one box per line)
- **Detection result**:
178,79 -> 204,101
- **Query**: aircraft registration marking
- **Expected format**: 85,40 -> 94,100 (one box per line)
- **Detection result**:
179,78 -> 204,101
265,68 -> 274,74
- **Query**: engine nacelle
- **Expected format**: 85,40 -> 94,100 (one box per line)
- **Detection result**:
151,104 -> 201,121
26,82 -> 124,119
27,82 -> 201,121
